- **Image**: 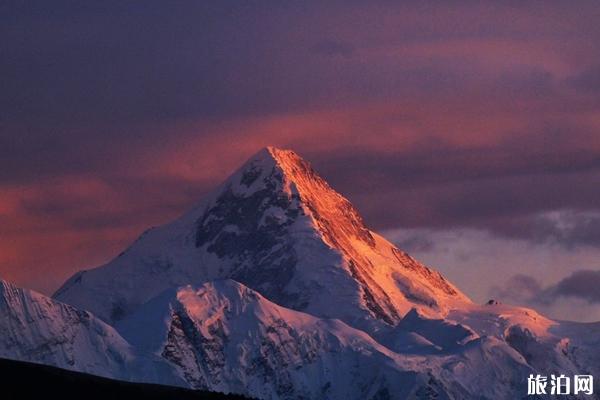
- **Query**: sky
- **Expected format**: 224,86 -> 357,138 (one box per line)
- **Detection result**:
2,1 -> 600,321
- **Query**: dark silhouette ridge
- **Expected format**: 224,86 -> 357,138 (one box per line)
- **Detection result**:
0,358 -> 250,400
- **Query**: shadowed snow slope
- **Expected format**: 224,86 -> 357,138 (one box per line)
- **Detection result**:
54,147 -> 468,331
115,280 -> 537,400
8,276 -> 600,399
12,146 -> 597,399
0,280 -> 182,385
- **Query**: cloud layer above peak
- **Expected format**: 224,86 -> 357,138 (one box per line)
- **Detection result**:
2,1 -> 600,313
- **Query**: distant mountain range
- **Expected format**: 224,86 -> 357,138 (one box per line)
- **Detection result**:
2,147 -> 599,399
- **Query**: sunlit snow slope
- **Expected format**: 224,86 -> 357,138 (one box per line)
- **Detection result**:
55,147 -> 468,331
5,146 -> 593,400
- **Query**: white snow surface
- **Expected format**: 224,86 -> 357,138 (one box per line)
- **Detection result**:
113,279 -> 546,399
54,147 -> 468,331
3,147 -> 600,399
7,275 -> 600,399
0,280 -> 183,386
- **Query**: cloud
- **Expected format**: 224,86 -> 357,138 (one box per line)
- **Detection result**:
490,274 -> 544,304
494,211 -> 600,249
319,135 -> 600,246
385,226 -> 600,321
490,270 -> 600,321
492,270 -> 600,311
545,270 -> 600,304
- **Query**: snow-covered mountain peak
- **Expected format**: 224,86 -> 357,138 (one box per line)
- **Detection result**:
117,279 -> 318,352
115,278 -> 579,399
116,279 -> 428,397
200,145 -> 375,250
199,146 -> 387,275
54,147 -> 469,330
198,147 -> 470,322
7,275 -> 600,400
7,147 -> 600,400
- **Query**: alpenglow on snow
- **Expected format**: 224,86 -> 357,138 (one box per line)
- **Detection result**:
0,147 -> 597,400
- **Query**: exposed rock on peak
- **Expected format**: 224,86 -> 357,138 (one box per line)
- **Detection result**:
54,147 -> 469,330
6,147 -> 600,400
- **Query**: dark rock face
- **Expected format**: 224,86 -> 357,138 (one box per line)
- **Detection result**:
414,375 -> 454,400
504,325 -> 567,371
347,260 -> 400,325
195,151 -> 427,326
195,166 -> 304,308
161,300 -> 324,398
240,165 -> 262,187
162,309 -> 228,390
162,311 -> 207,389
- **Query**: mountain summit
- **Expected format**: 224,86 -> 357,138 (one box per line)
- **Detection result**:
6,147 -> 600,399
54,147 -> 468,329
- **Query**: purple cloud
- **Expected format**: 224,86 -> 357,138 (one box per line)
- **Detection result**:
493,270 -> 600,306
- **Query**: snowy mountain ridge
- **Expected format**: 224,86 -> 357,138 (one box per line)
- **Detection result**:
6,276 -> 600,399
54,147 -> 468,331
3,147 -> 600,399
0,279 -> 183,386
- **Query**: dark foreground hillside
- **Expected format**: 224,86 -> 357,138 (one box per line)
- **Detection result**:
0,358 -> 249,400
